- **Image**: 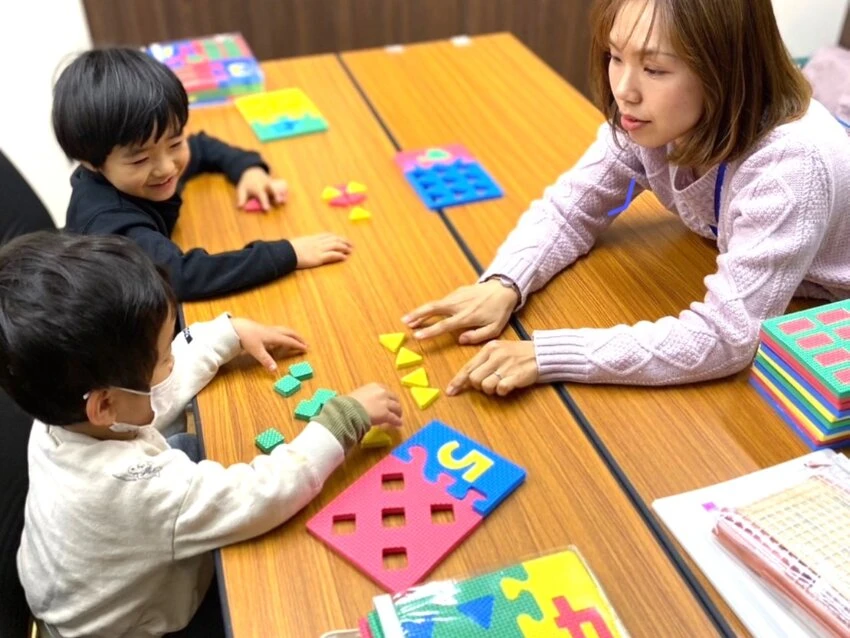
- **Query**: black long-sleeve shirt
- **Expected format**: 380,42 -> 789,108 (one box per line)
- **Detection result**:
65,132 -> 297,301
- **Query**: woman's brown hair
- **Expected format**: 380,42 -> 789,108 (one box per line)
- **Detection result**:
589,0 -> 812,167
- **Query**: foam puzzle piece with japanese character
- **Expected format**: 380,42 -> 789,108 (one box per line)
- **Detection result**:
362,548 -> 627,637
501,550 -> 626,638
392,420 -> 526,516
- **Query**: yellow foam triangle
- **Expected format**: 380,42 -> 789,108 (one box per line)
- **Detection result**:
322,186 -> 342,200
395,347 -> 423,369
411,386 -> 440,409
379,332 -> 406,353
347,181 -> 368,194
401,367 -> 429,388
361,427 -> 392,448
349,206 -> 372,221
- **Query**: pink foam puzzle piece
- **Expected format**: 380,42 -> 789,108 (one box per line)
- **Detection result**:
243,198 -> 264,212
394,143 -> 476,173
307,445 -> 485,592
328,184 -> 367,207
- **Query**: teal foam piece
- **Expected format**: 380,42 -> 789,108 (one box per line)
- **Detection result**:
289,361 -> 314,381
274,375 -> 301,397
255,428 -> 285,453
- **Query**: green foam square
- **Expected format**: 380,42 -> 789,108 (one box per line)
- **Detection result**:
294,399 -> 321,421
289,361 -> 314,380
255,428 -> 286,454
312,388 -> 337,407
274,375 -> 301,397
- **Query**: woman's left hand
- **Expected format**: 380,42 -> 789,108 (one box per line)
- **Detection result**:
446,340 -> 539,397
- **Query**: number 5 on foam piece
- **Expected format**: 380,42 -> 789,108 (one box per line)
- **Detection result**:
393,420 -> 526,516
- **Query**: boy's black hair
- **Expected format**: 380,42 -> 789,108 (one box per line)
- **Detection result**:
52,48 -> 189,167
0,231 -> 177,425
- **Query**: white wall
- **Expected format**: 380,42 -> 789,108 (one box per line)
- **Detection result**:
773,0 -> 850,60
0,0 -> 91,227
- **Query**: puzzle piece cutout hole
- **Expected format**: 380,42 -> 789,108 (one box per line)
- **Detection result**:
381,472 -> 405,491
383,547 -> 408,571
431,503 -> 455,525
332,514 -> 356,536
382,508 -> 406,528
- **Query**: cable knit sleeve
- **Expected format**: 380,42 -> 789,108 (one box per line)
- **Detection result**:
479,123 -> 647,307
533,138 -> 833,385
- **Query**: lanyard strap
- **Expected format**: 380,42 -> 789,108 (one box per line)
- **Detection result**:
710,162 -> 727,237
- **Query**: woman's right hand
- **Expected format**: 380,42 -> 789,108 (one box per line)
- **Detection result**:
401,279 -> 519,344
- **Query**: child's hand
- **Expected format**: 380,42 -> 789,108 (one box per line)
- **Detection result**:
236,167 -> 288,211
446,340 -> 538,397
229,318 -> 307,373
347,383 -> 403,428
291,234 -> 353,269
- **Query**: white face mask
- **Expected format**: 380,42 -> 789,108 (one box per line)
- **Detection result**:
84,368 -> 178,433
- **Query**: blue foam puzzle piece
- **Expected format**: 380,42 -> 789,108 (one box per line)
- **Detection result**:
404,159 -> 502,211
457,595 -> 495,629
401,617 -> 435,638
392,420 -> 526,516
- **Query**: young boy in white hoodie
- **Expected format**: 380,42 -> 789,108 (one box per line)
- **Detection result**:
0,231 -> 402,637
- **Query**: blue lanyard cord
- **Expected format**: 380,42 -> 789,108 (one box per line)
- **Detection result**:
606,162 -> 726,232
709,162 -> 727,237
606,177 -> 637,217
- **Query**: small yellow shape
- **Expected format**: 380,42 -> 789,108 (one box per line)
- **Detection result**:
395,347 -> 423,369
361,427 -> 392,448
410,386 -> 440,410
322,186 -> 342,200
401,367 -> 429,388
349,206 -> 372,221
347,181 -> 368,194
379,332 -> 406,353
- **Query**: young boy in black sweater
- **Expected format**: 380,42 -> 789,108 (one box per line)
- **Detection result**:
55,48 -> 352,301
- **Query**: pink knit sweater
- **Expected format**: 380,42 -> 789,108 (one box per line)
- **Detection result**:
481,100 -> 850,385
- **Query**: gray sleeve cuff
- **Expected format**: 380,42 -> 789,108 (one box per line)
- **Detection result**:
312,396 -> 371,453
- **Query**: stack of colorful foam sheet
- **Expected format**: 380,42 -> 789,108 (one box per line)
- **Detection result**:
750,299 -> 850,449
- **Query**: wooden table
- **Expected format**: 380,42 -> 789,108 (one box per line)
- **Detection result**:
342,32 -> 819,634
174,52 -> 722,636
